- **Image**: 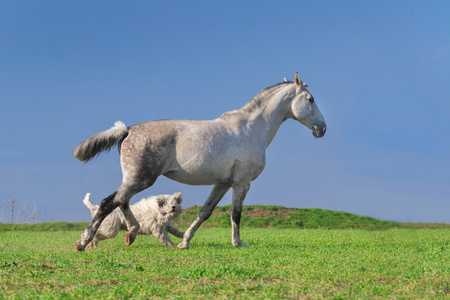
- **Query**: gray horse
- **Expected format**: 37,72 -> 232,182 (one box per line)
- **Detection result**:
74,73 -> 326,251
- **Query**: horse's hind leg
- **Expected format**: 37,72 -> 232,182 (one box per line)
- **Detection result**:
76,191 -> 118,251
117,173 -> 162,245
178,183 -> 230,249
75,181 -> 154,251
119,202 -> 140,247
112,180 -> 156,247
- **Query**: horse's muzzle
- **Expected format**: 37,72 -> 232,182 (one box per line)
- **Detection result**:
313,125 -> 326,138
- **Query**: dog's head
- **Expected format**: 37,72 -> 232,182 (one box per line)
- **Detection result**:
155,192 -> 183,219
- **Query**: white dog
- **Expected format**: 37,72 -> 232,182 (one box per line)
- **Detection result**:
83,192 -> 184,249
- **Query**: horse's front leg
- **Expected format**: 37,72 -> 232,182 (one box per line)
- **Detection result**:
178,183 -> 230,249
231,183 -> 250,248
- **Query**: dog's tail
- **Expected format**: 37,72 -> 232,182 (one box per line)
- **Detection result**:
73,121 -> 128,163
83,193 -> 98,211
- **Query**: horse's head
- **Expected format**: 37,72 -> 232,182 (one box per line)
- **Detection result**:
289,73 -> 327,138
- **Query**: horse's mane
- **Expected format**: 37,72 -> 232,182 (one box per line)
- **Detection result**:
220,81 -> 293,117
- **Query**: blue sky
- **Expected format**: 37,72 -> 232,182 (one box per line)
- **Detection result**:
1,1 -> 449,223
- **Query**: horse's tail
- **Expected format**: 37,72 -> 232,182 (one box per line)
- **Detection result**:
73,121 -> 128,162
82,193 -> 98,211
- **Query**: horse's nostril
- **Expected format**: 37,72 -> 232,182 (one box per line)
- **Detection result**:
172,206 -> 176,210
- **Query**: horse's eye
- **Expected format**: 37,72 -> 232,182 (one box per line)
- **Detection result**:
309,97 -> 314,102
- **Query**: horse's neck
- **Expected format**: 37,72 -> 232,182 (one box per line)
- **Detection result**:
235,86 -> 293,148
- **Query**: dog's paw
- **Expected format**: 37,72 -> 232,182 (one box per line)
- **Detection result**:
123,232 -> 137,247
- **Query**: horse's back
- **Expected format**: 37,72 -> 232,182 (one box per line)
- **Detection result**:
121,118 -> 264,185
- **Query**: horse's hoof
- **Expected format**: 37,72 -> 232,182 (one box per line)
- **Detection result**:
123,232 -> 137,247
233,241 -> 249,248
75,241 -> 86,252
177,242 -> 190,249
85,242 -> 93,250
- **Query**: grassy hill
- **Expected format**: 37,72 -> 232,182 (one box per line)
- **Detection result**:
0,221 -> 88,232
1,205 -> 449,232
174,205 -> 450,230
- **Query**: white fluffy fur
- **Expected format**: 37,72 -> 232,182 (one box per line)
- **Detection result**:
83,192 -> 184,248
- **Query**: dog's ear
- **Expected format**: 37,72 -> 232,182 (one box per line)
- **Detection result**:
156,196 -> 167,208
174,192 -> 183,204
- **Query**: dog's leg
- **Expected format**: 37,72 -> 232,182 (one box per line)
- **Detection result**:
178,183 -> 230,249
166,222 -> 185,238
88,215 -> 121,249
154,228 -> 175,247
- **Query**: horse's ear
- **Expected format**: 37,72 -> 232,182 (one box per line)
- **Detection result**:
294,72 -> 302,87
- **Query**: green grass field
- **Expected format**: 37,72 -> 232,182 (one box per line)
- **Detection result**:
1,226 -> 450,299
